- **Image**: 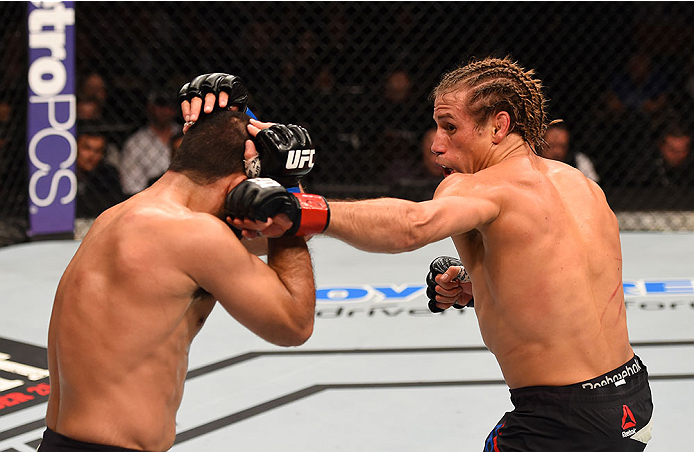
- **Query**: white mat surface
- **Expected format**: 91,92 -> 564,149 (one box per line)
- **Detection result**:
0,233 -> 692,451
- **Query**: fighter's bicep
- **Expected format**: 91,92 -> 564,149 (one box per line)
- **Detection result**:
428,195 -> 500,238
179,219 -> 292,318
427,176 -> 502,235
202,243 -> 290,312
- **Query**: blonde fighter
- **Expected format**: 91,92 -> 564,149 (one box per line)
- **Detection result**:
187,58 -> 653,451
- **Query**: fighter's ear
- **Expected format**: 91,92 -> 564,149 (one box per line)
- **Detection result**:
492,111 -> 511,144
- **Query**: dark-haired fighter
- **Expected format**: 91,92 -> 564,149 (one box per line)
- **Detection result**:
41,108 -> 319,451
201,58 -> 653,451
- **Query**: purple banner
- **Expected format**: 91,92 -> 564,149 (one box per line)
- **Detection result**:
26,1 -> 76,237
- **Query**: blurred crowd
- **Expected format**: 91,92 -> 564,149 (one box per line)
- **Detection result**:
1,2 -> 694,245
66,52 -> 693,223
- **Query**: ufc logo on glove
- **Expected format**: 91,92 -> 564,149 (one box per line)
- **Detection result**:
285,149 -> 315,170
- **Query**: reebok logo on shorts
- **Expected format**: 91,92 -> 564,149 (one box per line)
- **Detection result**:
622,404 -> 637,437
581,359 -> 642,389
622,404 -> 636,429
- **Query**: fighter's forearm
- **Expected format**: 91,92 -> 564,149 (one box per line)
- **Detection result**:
241,236 -> 268,256
325,198 -> 435,253
267,236 -> 315,344
241,234 -> 313,257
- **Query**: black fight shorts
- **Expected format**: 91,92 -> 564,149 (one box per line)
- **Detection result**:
37,427 -> 146,452
484,355 -> 653,452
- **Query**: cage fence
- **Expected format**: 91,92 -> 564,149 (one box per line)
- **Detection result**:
2,2 -> 694,246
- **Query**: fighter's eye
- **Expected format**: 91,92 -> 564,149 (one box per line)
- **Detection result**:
446,124 -> 456,132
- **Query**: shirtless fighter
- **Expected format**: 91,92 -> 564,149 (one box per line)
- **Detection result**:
191,57 -> 653,451
40,76 -> 325,451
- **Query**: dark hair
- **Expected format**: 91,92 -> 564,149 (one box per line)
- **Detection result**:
76,119 -> 107,139
431,56 -> 549,154
147,89 -> 177,109
658,121 -> 690,143
169,110 -> 249,184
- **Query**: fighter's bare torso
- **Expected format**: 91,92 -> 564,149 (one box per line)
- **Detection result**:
46,192 -> 219,451
442,153 -> 633,388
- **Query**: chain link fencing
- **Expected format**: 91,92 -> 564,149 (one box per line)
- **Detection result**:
0,3 -> 29,246
2,2 -> 694,245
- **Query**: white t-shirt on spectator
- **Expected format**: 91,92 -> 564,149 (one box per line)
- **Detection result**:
119,124 -> 178,195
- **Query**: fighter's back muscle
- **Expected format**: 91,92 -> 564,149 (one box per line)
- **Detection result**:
48,198 -> 217,446
59,200 -> 214,349
54,202 -> 214,390
451,157 -> 628,386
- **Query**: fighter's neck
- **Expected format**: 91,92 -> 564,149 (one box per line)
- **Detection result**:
477,134 -> 534,171
149,171 -> 231,214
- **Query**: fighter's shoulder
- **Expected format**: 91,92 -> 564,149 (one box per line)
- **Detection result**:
433,170 -> 510,200
118,202 -> 232,246
433,173 -> 469,198
543,158 -> 609,204
545,158 -> 599,186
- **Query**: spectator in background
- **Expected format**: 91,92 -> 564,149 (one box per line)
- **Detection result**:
0,99 -> 10,127
386,127 -> 443,201
605,51 -> 670,129
419,127 -> 442,181
544,121 -> 600,183
77,72 -> 121,125
370,68 -> 426,177
76,122 -> 126,219
381,68 -> 422,139
76,96 -> 103,121
303,60 -> 366,190
590,51 -> 668,187
119,90 -> 179,195
147,130 -> 184,187
588,99 -> 652,188
80,72 -> 108,106
671,53 -> 694,132
0,99 -> 29,247
76,72 -> 126,169
634,123 -> 694,188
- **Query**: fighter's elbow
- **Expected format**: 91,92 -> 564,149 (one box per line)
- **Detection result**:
291,319 -> 314,345
275,317 -> 314,347
277,328 -> 313,347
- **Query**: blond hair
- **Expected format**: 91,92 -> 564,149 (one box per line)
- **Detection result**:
432,56 -> 550,154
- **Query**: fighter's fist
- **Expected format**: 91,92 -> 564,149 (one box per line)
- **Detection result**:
254,124 -> 315,188
426,256 -> 474,313
178,73 -> 249,111
225,178 -> 329,237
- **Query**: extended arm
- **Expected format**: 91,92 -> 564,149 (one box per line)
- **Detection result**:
326,198 -> 442,253
326,176 -> 501,253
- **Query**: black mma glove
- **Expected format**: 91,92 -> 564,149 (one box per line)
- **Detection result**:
178,73 -> 249,113
251,124 -> 315,189
225,178 -> 329,237
426,256 -> 474,313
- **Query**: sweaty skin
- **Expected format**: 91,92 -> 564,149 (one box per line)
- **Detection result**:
184,87 -> 632,390
325,90 -> 633,388
46,171 -> 315,451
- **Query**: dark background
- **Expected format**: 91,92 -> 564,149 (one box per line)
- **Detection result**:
2,2 -> 694,245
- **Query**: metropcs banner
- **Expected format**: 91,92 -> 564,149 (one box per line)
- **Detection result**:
26,1 -> 76,237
